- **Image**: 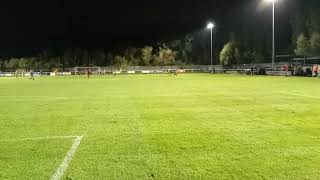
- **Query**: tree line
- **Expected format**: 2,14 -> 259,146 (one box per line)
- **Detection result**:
0,44 -> 180,71
0,36 -> 193,71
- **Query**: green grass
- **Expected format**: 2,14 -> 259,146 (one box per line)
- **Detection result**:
0,74 -> 320,179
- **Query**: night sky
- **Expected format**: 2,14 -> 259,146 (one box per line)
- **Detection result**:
0,0 -> 291,56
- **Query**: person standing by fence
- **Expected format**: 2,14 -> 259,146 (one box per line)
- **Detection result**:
29,71 -> 34,80
87,69 -> 92,79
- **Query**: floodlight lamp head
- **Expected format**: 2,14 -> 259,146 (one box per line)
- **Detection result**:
207,23 -> 214,29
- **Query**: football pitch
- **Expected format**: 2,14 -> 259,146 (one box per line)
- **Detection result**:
1,74 -> 320,179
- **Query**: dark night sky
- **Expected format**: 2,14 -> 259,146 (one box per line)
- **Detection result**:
0,0 -> 292,56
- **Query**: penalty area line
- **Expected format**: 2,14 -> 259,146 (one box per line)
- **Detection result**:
0,136 -> 79,142
0,135 -> 84,180
281,92 -> 320,99
51,136 -> 83,180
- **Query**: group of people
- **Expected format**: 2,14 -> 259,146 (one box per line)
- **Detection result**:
290,65 -> 320,77
14,71 -> 35,80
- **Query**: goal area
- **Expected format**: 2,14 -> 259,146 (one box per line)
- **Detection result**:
74,67 -> 101,75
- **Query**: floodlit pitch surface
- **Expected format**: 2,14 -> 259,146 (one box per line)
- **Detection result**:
1,74 -> 320,179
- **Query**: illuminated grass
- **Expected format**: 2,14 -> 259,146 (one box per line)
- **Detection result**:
0,74 -> 320,179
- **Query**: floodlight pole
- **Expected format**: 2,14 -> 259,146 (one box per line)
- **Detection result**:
272,0 -> 275,69
207,22 -> 214,73
210,27 -> 213,73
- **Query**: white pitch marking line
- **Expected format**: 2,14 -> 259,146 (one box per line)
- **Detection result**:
51,136 -> 83,180
281,92 -> 320,99
0,95 -> 71,99
0,136 -> 79,142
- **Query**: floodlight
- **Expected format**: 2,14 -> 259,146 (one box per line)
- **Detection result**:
207,23 -> 214,29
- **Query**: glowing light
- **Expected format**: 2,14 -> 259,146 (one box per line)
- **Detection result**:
207,23 -> 214,29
